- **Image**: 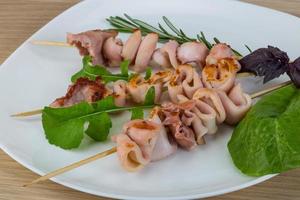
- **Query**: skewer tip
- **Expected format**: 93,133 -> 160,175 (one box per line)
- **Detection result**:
22,179 -> 40,187
30,40 -> 72,47
23,147 -> 117,187
10,109 -> 43,117
22,183 -> 30,187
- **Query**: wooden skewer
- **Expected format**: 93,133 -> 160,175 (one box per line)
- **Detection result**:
22,81 -> 293,187
12,81 -> 292,117
30,40 -> 73,47
11,109 -> 43,117
236,72 -> 255,78
23,146 -> 117,187
250,80 -> 292,99
30,40 -> 256,78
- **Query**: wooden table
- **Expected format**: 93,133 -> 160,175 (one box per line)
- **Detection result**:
0,0 -> 300,199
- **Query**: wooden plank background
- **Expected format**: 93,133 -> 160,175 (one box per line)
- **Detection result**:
0,0 -> 300,199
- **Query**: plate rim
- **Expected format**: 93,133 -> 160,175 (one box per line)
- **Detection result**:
0,139 -> 278,200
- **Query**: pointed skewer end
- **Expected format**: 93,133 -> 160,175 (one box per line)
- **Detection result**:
10,109 -> 43,117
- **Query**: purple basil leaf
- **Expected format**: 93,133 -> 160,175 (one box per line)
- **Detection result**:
288,57 -> 300,88
239,46 -> 289,83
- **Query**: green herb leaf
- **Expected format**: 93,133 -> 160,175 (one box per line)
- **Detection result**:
228,85 -> 300,176
131,108 -> 144,120
213,37 -> 221,44
42,96 -> 155,149
42,96 -> 116,149
107,15 -> 246,56
71,69 -> 85,82
128,73 -> 138,81
144,86 -> 155,106
85,112 -> 112,141
42,102 -> 94,149
71,56 -> 129,83
245,44 -> 252,53
120,59 -> 130,76
144,67 -> 152,80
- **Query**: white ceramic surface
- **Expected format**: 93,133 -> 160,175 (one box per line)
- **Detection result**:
0,0 -> 299,199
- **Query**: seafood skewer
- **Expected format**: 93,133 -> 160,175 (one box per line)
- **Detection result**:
9,65 -> 249,117
33,29 -> 236,72
31,15 -> 294,85
22,80 -> 291,187
19,14 -> 300,188
12,45 -> 255,117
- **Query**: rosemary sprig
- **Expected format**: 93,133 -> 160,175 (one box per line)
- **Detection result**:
245,44 -> 252,53
106,14 -> 245,56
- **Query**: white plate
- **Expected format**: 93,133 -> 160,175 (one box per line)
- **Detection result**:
0,0 -> 299,199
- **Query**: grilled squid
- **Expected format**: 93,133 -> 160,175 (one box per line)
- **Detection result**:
68,30 -> 210,72
112,80 -> 128,107
202,58 -> 239,93
67,29 -> 118,66
161,101 -> 198,150
121,29 -> 142,63
132,33 -> 159,72
206,43 -> 240,66
167,65 -> 203,103
50,77 -> 110,108
113,83 -> 251,172
177,41 -> 209,68
149,107 -> 178,161
112,120 -> 161,172
103,37 -> 123,67
127,74 -> 163,104
217,83 -> 252,125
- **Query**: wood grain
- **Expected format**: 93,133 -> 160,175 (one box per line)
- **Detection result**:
0,0 -> 300,200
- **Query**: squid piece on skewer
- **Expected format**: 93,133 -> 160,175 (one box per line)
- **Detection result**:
112,119 -> 177,172
127,74 -> 163,104
113,82 -> 252,172
161,100 -> 201,150
50,77 -> 110,108
177,41 -> 209,68
217,83 -> 252,125
121,29 -> 142,64
202,43 -> 241,93
132,33 -> 159,72
67,29 -> 211,72
67,29 -> 118,66
103,37 -> 123,67
149,107 -> 178,161
167,65 -> 203,103
112,70 -> 172,106
206,43 -> 241,68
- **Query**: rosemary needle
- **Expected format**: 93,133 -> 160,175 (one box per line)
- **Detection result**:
107,14 -> 246,56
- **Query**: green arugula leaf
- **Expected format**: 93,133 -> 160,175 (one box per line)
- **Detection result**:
120,60 -> 130,76
144,86 -> 155,105
128,73 -> 138,81
85,112 -> 112,141
144,67 -> 152,80
71,69 -> 85,82
131,108 -> 144,120
42,102 -> 94,149
93,96 -> 117,111
228,85 -> 300,176
42,96 -> 155,149
71,56 -> 129,83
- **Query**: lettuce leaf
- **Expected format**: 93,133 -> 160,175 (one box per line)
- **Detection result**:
228,85 -> 300,176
